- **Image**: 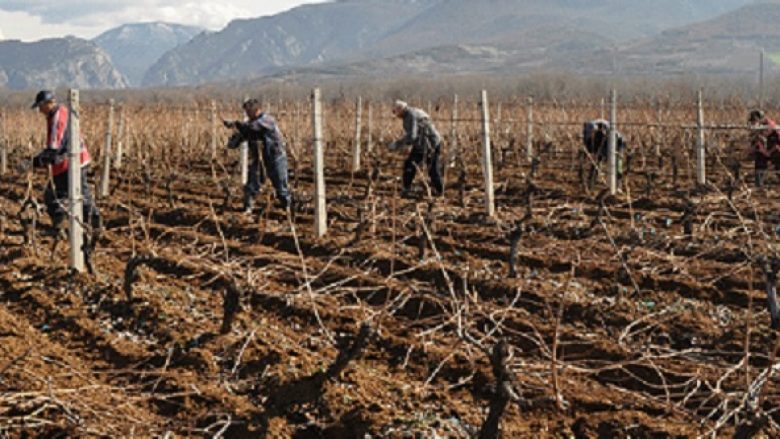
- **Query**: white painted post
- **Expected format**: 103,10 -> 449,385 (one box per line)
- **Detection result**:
760,49 -> 765,110
210,100 -> 217,159
99,99 -> 114,198
366,101 -> 373,155
312,88 -> 327,237
480,90 -> 495,218
0,109 -> 7,175
600,97 -> 605,120
495,101 -> 502,161
608,89 -> 618,195
239,143 -> 248,185
114,105 -> 125,169
239,97 -> 249,186
449,94 -> 459,168
293,100 -> 301,158
68,89 -> 85,273
526,97 -> 534,161
352,96 -> 362,172
696,89 -> 706,186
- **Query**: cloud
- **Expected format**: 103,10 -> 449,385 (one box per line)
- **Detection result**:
0,1 -> 330,41
0,1 -> 324,31
0,1 -> 246,29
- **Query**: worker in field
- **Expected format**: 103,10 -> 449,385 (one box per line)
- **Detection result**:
223,98 -> 292,213
389,100 -> 444,197
24,90 -> 99,236
582,119 -> 626,189
748,109 -> 780,187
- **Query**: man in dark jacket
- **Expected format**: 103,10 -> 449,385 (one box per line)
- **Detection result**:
390,100 -> 444,197
748,109 -> 780,187
224,98 -> 292,212
28,90 -> 99,234
582,119 -> 626,189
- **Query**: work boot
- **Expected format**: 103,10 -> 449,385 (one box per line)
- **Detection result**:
44,221 -> 67,240
275,195 -> 292,210
756,170 -> 766,188
242,194 -> 254,215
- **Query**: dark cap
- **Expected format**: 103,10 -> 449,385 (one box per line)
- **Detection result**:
242,98 -> 260,111
749,109 -> 765,123
31,90 -> 55,109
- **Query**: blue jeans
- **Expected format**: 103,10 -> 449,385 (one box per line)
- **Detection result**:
245,143 -> 291,205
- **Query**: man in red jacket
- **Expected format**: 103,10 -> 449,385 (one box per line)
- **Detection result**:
29,90 -> 99,234
749,109 -> 780,187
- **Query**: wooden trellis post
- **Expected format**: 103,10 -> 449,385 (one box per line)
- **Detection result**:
696,89 -> 706,186
0,109 -> 7,175
210,100 -> 217,159
495,101 -> 502,162
449,94 -> 459,168
99,99 -> 114,197
352,96 -> 362,172
480,90 -> 495,218
608,89 -> 618,195
760,49 -> 765,110
312,88 -> 327,237
526,97 -> 534,162
600,97 -> 605,120
239,96 -> 249,185
293,100 -> 301,159
68,89 -> 85,273
114,105 -> 125,169
366,101 -> 373,155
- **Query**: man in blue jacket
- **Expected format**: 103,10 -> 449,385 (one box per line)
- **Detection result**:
224,99 -> 292,213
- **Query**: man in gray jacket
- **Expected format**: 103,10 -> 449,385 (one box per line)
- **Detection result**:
390,100 -> 444,197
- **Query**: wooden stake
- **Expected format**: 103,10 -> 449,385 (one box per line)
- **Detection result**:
526,97 -> 534,162
600,97 -> 605,120
366,101 -> 373,155
239,96 -> 249,185
99,99 -> 114,198
114,105 -> 125,169
352,96 -> 362,172
68,89 -> 85,273
312,88 -> 327,237
239,143 -> 248,185
760,49 -> 765,110
608,89 -> 618,195
481,90 -> 495,217
696,89 -> 706,186
0,109 -> 7,176
210,100 -> 217,159
447,95 -> 460,168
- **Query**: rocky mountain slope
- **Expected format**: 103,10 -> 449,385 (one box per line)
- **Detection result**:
0,37 -> 128,90
93,22 -> 203,86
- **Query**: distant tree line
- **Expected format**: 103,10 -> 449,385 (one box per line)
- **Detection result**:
0,72 -> 775,108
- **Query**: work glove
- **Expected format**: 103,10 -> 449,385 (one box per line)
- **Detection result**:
388,141 -> 401,151
32,149 -> 59,168
226,131 -> 244,149
16,160 -> 32,173
222,119 -> 238,129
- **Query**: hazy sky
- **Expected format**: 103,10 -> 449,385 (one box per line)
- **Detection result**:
0,0 -> 329,41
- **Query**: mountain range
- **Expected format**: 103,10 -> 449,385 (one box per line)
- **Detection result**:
0,37 -> 127,90
143,0 -> 758,86
0,0 -> 775,90
93,22 -> 203,86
